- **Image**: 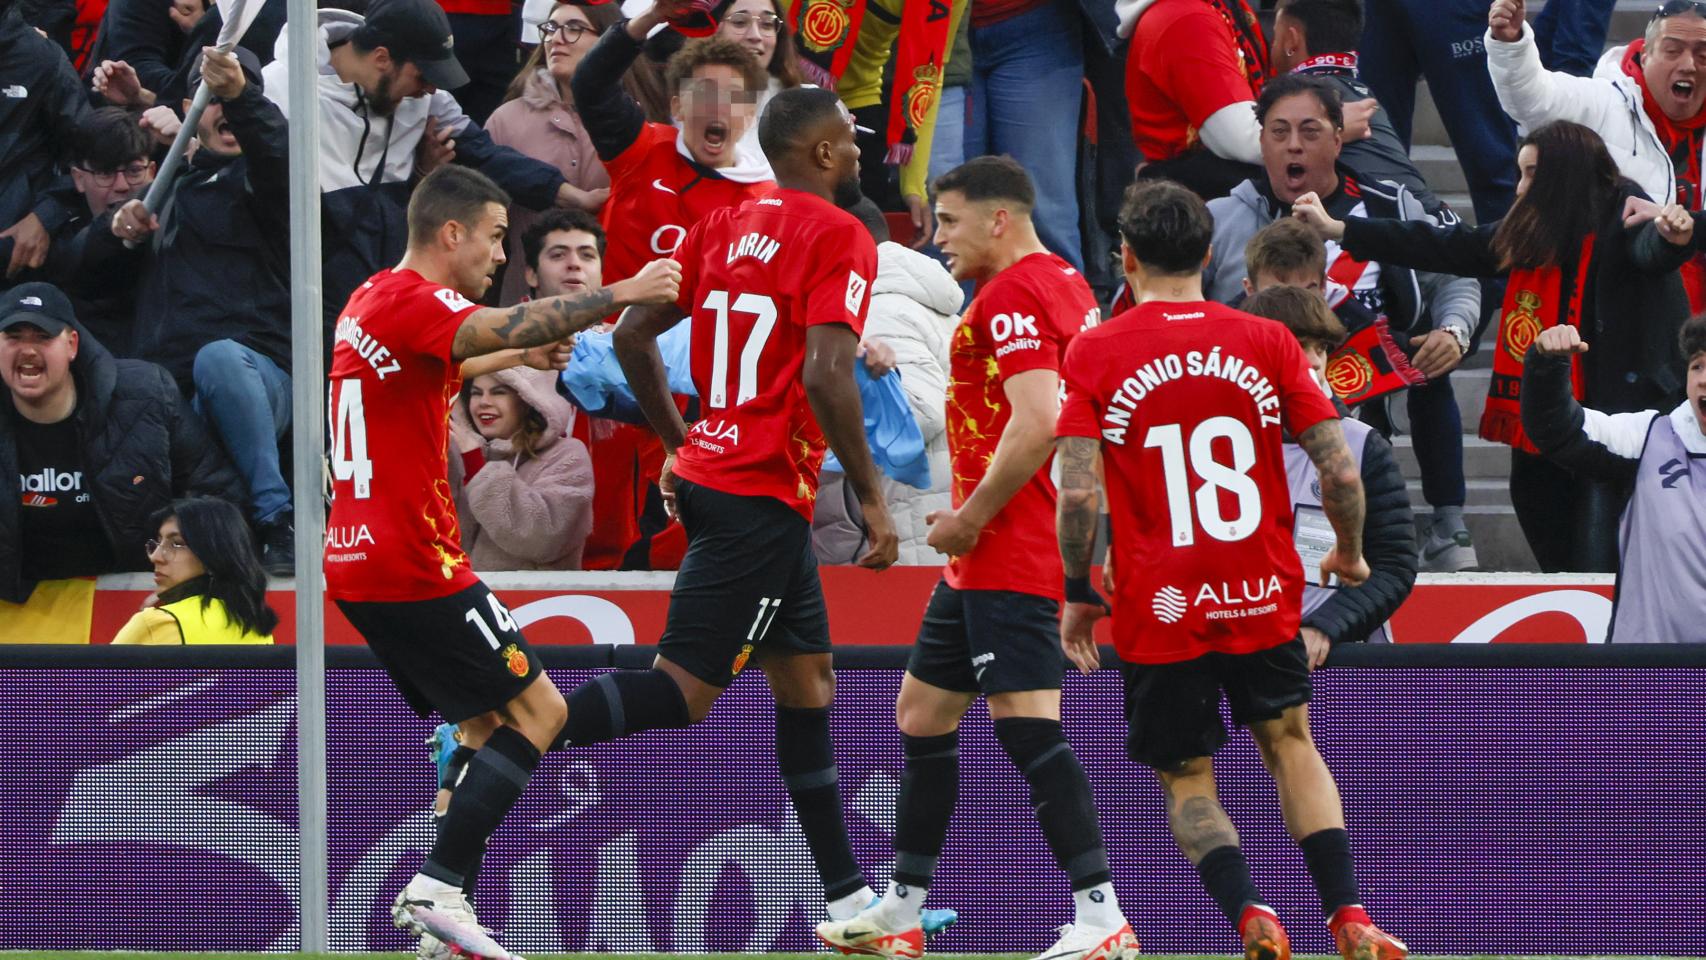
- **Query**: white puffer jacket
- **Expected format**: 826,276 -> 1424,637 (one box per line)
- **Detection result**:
813,242 -> 964,566
1487,24 -> 1676,207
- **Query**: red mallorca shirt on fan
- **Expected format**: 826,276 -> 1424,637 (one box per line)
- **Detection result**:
1057,301 -> 1339,663
600,122 -> 775,286
945,252 -> 1101,600
323,268 -> 483,603
669,189 -> 877,519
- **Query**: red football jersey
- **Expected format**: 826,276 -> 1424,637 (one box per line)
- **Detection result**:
600,122 -> 775,287
669,189 -> 877,519
324,268 -> 482,602
1125,0 -> 1257,161
1057,301 -> 1339,664
945,252 -> 1101,599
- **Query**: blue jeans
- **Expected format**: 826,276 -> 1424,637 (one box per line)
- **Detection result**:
1532,0 -> 1617,77
966,2 -> 1085,269
929,85 -> 968,187
192,339 -> 292,525
1359,0 -> 1517,222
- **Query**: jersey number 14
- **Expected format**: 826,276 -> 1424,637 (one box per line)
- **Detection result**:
329,378 -> 373,499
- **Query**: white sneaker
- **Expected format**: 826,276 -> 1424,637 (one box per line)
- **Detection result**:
1030,921 -> 1140,960
393,878 -> 516,960
816,909 -> 925,959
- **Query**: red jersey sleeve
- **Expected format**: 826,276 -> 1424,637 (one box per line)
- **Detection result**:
802,222 -> 876,333
1270,324 -> 1340,435
1056,336 -> 1102,439
976,272 -> 1066,379
1146,6 -> 1256,128
397,280 -> 482,362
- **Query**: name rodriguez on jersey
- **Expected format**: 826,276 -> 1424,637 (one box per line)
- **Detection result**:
1098,346 -> 1285,444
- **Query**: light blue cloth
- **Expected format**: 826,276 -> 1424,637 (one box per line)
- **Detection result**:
560,326 -> 929,488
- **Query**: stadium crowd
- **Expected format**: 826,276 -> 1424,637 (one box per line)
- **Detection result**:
0,0 -> 1702,645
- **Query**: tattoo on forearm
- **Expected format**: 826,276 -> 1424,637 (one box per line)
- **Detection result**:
1299,420 -> 1365,551
452,289 -> 616,358
1057,437 -> 1101,579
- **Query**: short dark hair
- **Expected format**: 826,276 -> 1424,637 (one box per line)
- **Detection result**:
1245,219 -> 1327,284
843,194 -> 891,244
1118,179 -> 1213,275
1255,73 -> 1344,129
1276,0 -> 1363,55
75,107 -> 152,171
150,497 -> 278,638
665,35 -> 768,96
521,208 -> 606,270
407,166 -> 510,247
933,155 -> 1035,211
1243,284 -> 1347,351
1682,312 -> 1706,362
758,85 -> 845,166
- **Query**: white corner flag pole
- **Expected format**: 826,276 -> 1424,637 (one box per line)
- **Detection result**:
285,0 -> 328,947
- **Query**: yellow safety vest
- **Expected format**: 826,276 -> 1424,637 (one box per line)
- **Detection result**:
157,595 -> 273,645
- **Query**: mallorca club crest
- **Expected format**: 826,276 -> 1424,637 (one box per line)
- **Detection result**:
1326,351 -> 1375,401
501,643 -> 529,678
1503,290 -> 1544,363
906,63 -> 942,130
800,0 -> 853,52
731,643 -> 755,677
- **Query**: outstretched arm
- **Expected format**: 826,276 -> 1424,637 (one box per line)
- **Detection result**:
1297,419 -> 1370,587
451,259 -> 679,360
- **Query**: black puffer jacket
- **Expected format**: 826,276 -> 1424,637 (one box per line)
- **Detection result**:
1302,422 -> 1417,644
0,6 -> 90,233
0,324 -> 243,603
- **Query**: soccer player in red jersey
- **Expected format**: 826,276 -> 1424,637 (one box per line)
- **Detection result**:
1055,180 -> 1406,960
546,86 -> 906,928
323,165 -> 681,950
818,157 -> 1136,960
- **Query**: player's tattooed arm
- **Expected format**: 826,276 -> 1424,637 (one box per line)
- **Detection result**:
612,302 -> 691,450
1299,418 -> 1366,557
449,258 -> 681,361
1055,436 -> 1102,580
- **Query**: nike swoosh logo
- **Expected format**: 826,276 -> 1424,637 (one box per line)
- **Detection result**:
652,179 -> 678,195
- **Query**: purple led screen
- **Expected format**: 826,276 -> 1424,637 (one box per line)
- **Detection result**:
1,667 -> 1702,954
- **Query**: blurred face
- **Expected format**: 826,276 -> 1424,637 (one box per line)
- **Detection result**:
1514,143 -> 1540,200
717,0 -> 781,68
1261,92 -> 1342,204
1643,15 -> 1706,122
674,65 -> 757,167
1688,349 -> 1706,436
448,202 -> 509,299
1244,266 -> 1327,297
932,190 -> 999,282
149,517 -> 207,592
71,158 -> 155,215
466,376 -> 526,441
527,228 -> 604,297
187,99 -> 241,156
168,0 -> 206,33
542,6 -> 597,83
0,325 -> 78,410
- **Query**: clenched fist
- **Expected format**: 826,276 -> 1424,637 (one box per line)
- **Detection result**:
616,257 -> 683,305
1488,0 -> 1525,43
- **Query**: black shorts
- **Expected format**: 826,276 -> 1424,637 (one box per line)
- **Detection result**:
335,580 -> 543,724
658,478 -> 831,687
1121,637 -> 1311,770
906,580 -> 1065,696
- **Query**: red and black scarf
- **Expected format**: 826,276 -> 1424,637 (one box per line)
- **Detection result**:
1481,235 -> 1594,453
1623,39 -> 1706,311
1215,0 -> 1269,97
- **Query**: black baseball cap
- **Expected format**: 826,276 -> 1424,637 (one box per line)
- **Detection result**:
0,283 -> 76,336
363,0 -> 471,91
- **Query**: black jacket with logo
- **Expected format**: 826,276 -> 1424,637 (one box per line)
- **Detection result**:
0,325 -> 242,603
0,6 -> 90,236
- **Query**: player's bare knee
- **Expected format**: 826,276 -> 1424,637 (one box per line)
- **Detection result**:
1251,706 -> 1315,767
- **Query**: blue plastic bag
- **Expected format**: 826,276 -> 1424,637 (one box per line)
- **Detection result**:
823,362 -> 931,490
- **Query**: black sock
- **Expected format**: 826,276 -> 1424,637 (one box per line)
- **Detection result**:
442,744 -> 476,790
993,717 -> 1111,891
776,705 -> 865,902
432,808 -> 486,904
422,725 -> 541,884
1299,828 -> 1360,917
556,669 -> 691,748
892,731 -> 959,887
1196,844 -> 1264,925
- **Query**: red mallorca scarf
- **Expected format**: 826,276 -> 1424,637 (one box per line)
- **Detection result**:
1480,236 -> 1593,453
1624,38 -> 1706,310
885,0 -> 954,165
1214,0 -> 1269,98
791,0 -> 869,88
